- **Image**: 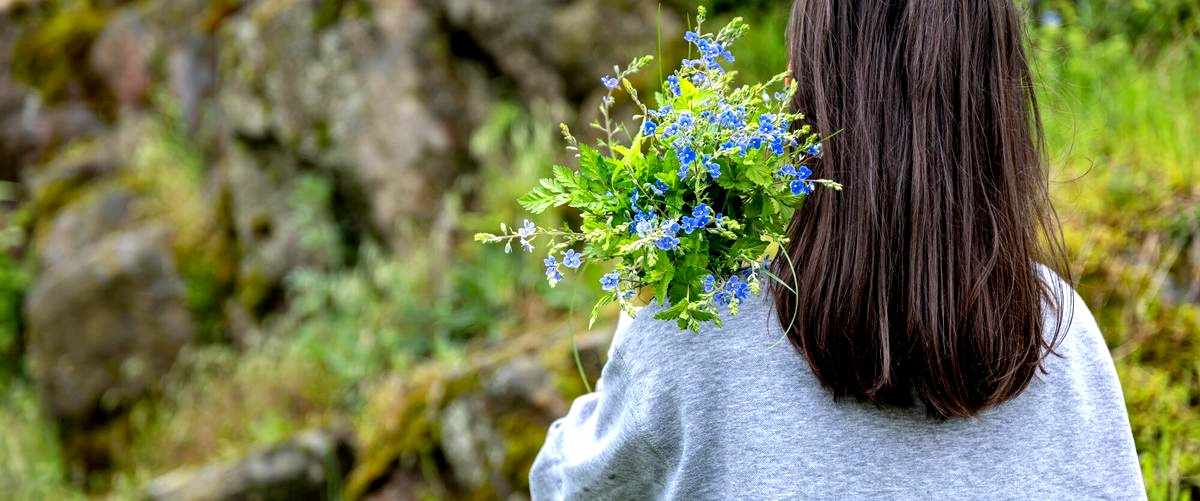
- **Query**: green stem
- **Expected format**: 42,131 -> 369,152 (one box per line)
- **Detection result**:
572,332 -> 592,393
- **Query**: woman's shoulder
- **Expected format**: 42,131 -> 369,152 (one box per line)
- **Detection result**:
1030,265 -> 1120,382
608,294 -> 791,385
1033,264 -> 1108,354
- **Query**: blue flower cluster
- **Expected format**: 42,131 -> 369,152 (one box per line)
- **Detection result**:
544,249 -> 583,286
517,219 -> 536,252
629,187 -> 718,252
713,274 -> 752,307
511,18 -> 831,321
654,221 -> 681,251
680,203 -> 713,234
778,164 -> 814,196
629,189 -> 658,236
543,255 -> 563,282
684,30 -> 735,72
667,75 -> 681,96
563,249 -> 583,269
643,98 -> 796,183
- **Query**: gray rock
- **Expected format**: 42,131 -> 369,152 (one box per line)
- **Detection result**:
146,429 -> 355,501
0,13 -> 105,182
440,396 -> 506,490
90,9 -> 156,109
217,143 -> 343,311
199,0 -> 678,253
214,2 -> 462,249
24,223 -> 194,423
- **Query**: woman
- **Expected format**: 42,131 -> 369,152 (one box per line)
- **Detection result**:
530,0 -> 1144,499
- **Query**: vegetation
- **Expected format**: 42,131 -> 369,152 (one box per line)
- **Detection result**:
0,0 -> 1195,498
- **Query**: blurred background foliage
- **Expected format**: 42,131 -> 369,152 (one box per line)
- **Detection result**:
0,0 -> 1195,499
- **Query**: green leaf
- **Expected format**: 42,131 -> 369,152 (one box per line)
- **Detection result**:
518,185 -> 570,214
654,258 -> 675,305
653,299 -> 689,321
552,165 -> 581,192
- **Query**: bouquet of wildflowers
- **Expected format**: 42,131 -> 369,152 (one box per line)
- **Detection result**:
476,9 -> 839,332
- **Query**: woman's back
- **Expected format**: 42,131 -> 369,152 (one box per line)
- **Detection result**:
530,270 -> 1144,499
531,0 -> 1145,497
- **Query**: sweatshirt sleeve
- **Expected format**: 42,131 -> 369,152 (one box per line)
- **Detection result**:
529,313 -> 668,500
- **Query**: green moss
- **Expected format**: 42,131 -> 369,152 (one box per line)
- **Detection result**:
345,367 -> 482,500
0,381 -> 85,499
11,1 -> 113,109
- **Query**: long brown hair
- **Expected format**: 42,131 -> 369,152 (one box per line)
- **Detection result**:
773,0 -> 1071,419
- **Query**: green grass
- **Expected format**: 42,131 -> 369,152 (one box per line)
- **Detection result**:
0,4 -> 1195,499
1036,26 -> 1200,498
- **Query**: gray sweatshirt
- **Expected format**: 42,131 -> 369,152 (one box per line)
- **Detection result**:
529,273 -> 1145,500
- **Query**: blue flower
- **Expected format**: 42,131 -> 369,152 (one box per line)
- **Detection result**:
630,189 -> 640,207
681,216 -> 700,234
655,235 -> 680,251
701,110 -> 716,122
650,105 -> 672,118
720,139 -> 737,153
678,162 -> 690,180
600,271 -> 620,291
705,57 -> 722,71
684,31 -> 701,44
635,219 -> 655,236
717,108 -> 742,129
681,204 -> 711,234
692,73 -> 706,86
601,75 -> 619,89
704,156 -> 721,179
650,179 -> 669,196
662,123 -> 679,138
677,144 -> 697,166
562,249 -> 583,269
759,114 -> 776,134
642,120 -> 657,136
735,136 -> 751,155
717,43 -> 735,63
678,111 -> 695,130
1041,10 -> 1062,28
517,219 -> 536,238
728,276 -> 751,301
544,255 -> 562,283
667,75 -> 681,96
748,136 -> 763,150
806,143 -> 823,157
516,219 -> 536,253
702,274 -> 716,293
778,164 -> 798,177
788,165 -> 813,195
769,135 -> 785,156
714,276 -> 753,307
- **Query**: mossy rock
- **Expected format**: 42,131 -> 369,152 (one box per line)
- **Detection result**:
345,326 -> 611,500
11,1 -> 114,111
